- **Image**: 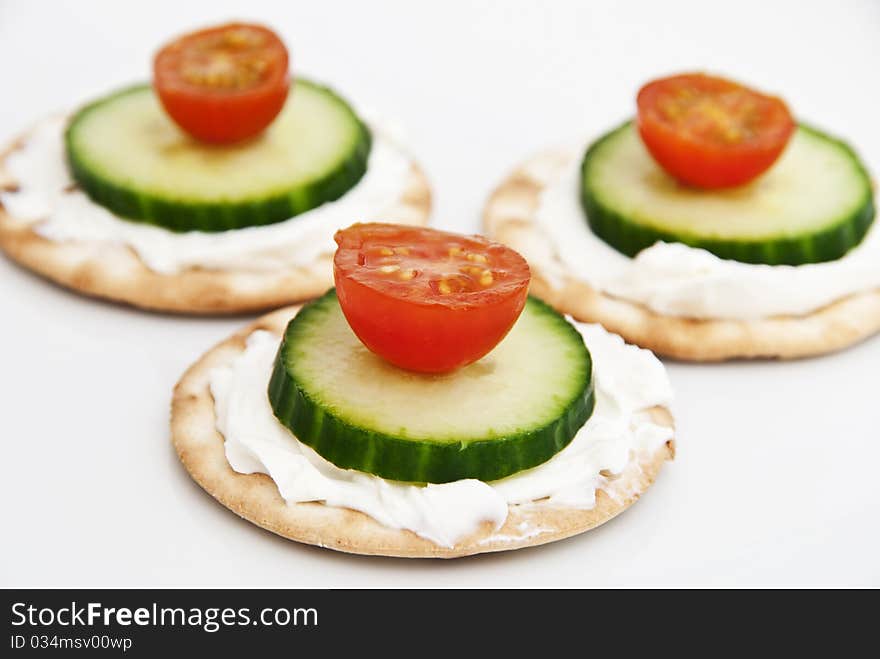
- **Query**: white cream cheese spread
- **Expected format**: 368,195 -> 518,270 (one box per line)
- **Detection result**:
526,147 -> 880,320
209,318 -> 674,548
0,116 -> 414,274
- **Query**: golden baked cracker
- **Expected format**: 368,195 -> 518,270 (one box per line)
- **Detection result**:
0,137 -> 431,314
171,306 -> 675,558
483,149 -> 880,361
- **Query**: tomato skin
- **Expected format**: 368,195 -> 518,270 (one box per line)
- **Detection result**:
636,73 -> 795,188
333,224 -> 530,374
153,23 -> 290,144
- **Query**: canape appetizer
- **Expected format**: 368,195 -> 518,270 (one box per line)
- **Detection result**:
485,73 -> 879,360
0,23 -> 430,313
172,224 -> 675,557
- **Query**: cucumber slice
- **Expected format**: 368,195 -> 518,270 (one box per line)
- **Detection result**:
580,122 -> 875,265
268,291 -> 595,483
65,80 -> 371,232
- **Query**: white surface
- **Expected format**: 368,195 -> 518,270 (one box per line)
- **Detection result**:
0,0 -> 878,587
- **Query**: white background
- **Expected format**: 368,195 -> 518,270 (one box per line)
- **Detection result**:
1,0 -> 878,587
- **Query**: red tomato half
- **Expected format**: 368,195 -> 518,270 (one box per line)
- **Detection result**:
333,223 -> 531,374
637,73 -> 795,188
153,23 -> 290,144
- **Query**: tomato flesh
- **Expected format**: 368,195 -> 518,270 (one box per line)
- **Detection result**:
153,23 -> 290,144
636,73 -> 795,188
333,223 -> 531,374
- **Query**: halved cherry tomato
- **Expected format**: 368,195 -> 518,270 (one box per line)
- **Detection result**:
153,23 -> 290,144
333,223 -> 531,374
636,73 -> 795,188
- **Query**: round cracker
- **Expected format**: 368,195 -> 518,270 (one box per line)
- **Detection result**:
0,133 -> 431,314
171,305 -> 675,559
483,149 -> 880,361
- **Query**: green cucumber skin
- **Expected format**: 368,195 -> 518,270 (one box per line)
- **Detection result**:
64,81 -> 371,233
268,291 -> 595,484
580,121 -> 875,265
